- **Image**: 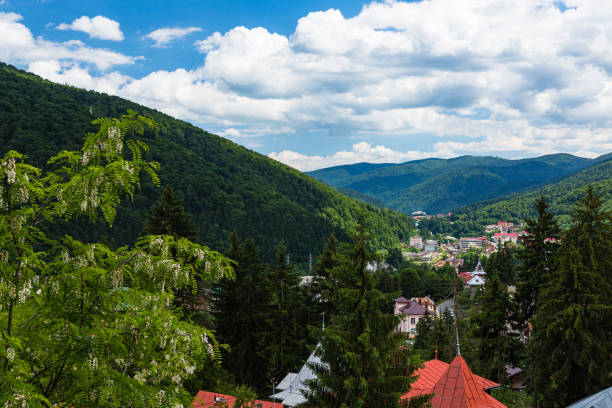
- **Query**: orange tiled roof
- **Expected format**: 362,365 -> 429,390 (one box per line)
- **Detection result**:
401,357 -> 506,408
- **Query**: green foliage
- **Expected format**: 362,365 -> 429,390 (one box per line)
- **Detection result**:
144,185 -> 197,241
473,276 -> 524,383
0,62 -> 415,261
0,114 -> 234,406
309,154 -> 605,215
455,159 -> 612,229
214,235 -> 271,392
259,241 -> 308,382
490,388 -> 532,408
306,216 -> 428,408
532,187 -> 612,407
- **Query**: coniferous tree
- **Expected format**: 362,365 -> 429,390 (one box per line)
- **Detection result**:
473,276 -> 523,383
533,187 -> 612,407
432,310 -> 456,363
307,233 -> 339,326
143,185 -> 197,241
515,197 -> 560,407
215,236 -> 270,391
515,197 -> 560,326
413,309 -> 434,359
260,241 -> 306,382
306,216 -> 428,408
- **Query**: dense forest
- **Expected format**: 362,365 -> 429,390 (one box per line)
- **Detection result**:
309,153 -> 611,215
0,62 -> 414,262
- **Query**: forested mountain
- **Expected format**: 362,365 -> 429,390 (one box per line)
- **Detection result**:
455,158 -> 612,227
0,62 -> 414,260
308,153 -> 610,214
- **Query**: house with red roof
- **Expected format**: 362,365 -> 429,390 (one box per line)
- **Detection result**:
193,391 -> 284,408
401,356 -> 507,407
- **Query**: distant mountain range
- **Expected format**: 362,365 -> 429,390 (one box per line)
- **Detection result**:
455,158 -> 612,228
0,62 -> 415,260
308,153 -> 612,215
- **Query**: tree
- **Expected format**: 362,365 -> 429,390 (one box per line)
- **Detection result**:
515,196 -> 559,407
259,241 -> 306,382
215,236 -> 271,392
532,187 -> 612,407
515,196 -> 560,327
306,215 -> 427,408
432,311 -> 455,363
143,184 -> 196,241
413,309 -> 434,359
0,112 -> 234,407
473,276 -> 523,383
307,233 -> 339,326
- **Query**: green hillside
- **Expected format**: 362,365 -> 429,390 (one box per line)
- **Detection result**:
455,158 -> 612,228
308,154 -> 607,214
0,62 -> 414,259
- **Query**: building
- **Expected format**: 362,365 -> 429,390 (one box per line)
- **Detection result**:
459,237 -> 487,251
423,239 -> 438,252
395,297 -> 430,337
400,356 -> 507,407
436,298 -> 455,318
409,236 -> 424,250
567,386 -> 612,408
270,349 -> 324,407
494,232 -> 518,245
193,391 -> 284,408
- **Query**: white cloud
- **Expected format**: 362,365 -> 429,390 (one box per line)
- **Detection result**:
145,26 -> 202,47
0,12 -> 135,70
11,1 -> 612,163
57,15 -> 123,41
269,142 -> 450,171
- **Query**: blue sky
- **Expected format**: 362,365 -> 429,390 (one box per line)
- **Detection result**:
1,0 -> 611,170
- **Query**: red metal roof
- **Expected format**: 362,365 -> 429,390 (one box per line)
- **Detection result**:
458,272 -> 472,283
193,391 -> 284,408
401,357 -> 506,408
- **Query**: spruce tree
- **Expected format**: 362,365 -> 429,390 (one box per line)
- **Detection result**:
474,276 -> 523,383
215,236 -> 271,391
432,310 -> 455,362
533,187 -> 612,407
308,233 -> 339,325
306,216 -> 427,408
143,185 -> 197,241
260,241 -> 306,382
413,309 -> 435,359
515,196 -> 559,326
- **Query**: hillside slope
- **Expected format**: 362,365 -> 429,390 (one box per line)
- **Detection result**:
455,158 -> 612,227
0,62 -> 414,259
309,154 -> 608,214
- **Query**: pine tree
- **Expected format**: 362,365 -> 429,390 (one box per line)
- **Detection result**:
432,310 -> 456,363
260,241 -> 306,382
215,236 -> 271,391
143,185 -> 197,241
533,187 -> 612,407
474,276 -> 523,383
306,216 -> 427,408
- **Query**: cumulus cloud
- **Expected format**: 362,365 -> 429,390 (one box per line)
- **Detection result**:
145,26 -> 202,47
12,0 -> 612,164
269,142 -> 451,171
1,12 -> 135,70
57,15 -> 124,41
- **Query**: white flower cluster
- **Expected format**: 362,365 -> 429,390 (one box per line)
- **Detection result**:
150,237 -> 169,257
194,248 -> 207,261
6,347 -> 15,362
0,186 -> 5,211
88,353 -> 98,371
2,158 -> 16,184
8,215 -> 25,233
0,250 -> 8,263
17,279 -> 32,303
4,393 -> 28,408
110,268 -> 123,288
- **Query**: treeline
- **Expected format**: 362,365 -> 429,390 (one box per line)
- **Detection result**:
412,190 -> 612,407
0,62 -> 414,261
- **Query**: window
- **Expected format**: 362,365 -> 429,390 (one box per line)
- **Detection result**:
410,328 -> 416,335
411,318 -> 416,324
